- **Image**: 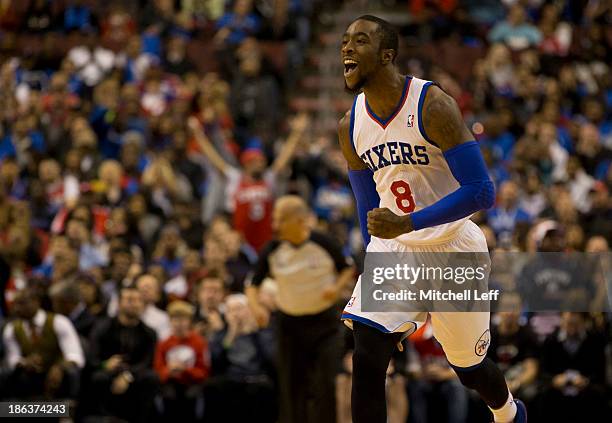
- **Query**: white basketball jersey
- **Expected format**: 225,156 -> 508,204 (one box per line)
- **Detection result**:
351,76 -> 469,245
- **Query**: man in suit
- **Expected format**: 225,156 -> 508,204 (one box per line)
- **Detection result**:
2,288 -> 84,399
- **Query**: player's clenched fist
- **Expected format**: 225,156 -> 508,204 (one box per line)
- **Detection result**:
367,207 -> 414,239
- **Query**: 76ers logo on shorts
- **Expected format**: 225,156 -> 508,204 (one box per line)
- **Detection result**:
407,114 -> 414,127
475,329 -> 490,356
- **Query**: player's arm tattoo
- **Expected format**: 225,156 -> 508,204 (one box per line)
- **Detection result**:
338,110 -> 369,170
421,85 -> 474,151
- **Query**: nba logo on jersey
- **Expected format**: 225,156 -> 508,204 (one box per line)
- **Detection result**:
407,114 -> 414,127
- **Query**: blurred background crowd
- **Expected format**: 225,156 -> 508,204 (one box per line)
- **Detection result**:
0,0 -> 610,422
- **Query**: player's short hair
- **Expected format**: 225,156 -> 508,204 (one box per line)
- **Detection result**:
354,15 -> 399,63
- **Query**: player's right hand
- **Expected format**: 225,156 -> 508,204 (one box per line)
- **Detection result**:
367,208 -> 413,239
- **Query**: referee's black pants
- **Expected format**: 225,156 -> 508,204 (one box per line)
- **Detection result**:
277,306 -> 340,423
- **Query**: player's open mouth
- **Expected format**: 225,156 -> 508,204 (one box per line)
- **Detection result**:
344,59 -> 358,77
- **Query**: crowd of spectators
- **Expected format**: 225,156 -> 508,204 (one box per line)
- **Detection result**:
0,0 -> 610,422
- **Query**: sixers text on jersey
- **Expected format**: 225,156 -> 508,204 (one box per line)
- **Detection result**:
360,141 -> 430,171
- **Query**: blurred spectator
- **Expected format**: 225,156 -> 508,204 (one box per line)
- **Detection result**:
230,39 -> 283,140
214,0 -> 261,46
583,184 -> 612,240
65,216 -> 108,271
2,288 -> 84,399
538,3 -> 572,57
407,320 -> 468,423
487,180 -> 531,243
23,0 -> 58,33
164,248 -> 204,301
49,279 -> 96,339
45,241 -> 80,285
0,157 -> 26,199
63,0 -> 97,33
136,273 -> 171,340
0,113 -> 45,161
117,35 -> 158,83
257,278 -> 279,316
488,4 -> 542,50
142,157 -> 192,216
221,226 -> 257,292
89,286 -> 158,422
75,273 -> 104,317
206,293 -> 276,422
489,311 -> 539,403
565,156 -> 595,213
95,159 -> 125,207
480,113 -> 516,163
194,272 -> 227,338
154,300 -> 209,420
518,227 -> 597,311
575,123 -> 612,178
125,192 -> 161,249
189,113 -> 309,251
100,3 -> 136,44
101,246 -> 134,316
537,312 -> 608,421
163,33 -> 196,76
152,224 -> 189,277
517,170 -> 547,220
167,130 -> 207,202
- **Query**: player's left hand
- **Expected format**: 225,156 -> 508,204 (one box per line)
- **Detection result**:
367,208 -> 413,239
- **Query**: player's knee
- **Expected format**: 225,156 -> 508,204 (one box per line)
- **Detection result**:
453,357 -> 494,390
454,365 -> 481,389
453,357 -> 510,408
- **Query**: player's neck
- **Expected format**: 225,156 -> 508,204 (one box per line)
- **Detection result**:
363,70 -> 406,119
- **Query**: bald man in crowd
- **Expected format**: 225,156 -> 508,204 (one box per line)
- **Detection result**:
246,195 -> 355,423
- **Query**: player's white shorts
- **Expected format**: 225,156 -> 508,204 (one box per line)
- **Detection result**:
342,220 -> 491,369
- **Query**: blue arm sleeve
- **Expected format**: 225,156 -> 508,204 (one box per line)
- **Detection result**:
348,168 -> 380,246
410,141 -> 495,231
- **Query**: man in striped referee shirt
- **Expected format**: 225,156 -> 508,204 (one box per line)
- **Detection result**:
247,195 -> 355,423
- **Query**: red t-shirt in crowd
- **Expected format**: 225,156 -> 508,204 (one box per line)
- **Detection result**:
154,331 -> 210,385
226,167 -> 274,251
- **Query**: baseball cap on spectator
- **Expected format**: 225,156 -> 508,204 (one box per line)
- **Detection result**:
240,148 -> 266,165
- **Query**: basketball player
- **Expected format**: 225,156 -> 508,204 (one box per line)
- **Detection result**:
338,16 -> 527,423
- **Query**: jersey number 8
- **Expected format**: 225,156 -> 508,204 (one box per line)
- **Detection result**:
390,180 -> 416,213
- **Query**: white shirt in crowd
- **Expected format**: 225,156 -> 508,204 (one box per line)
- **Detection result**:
141,304 -> 171,341
2,310 -> 85,369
